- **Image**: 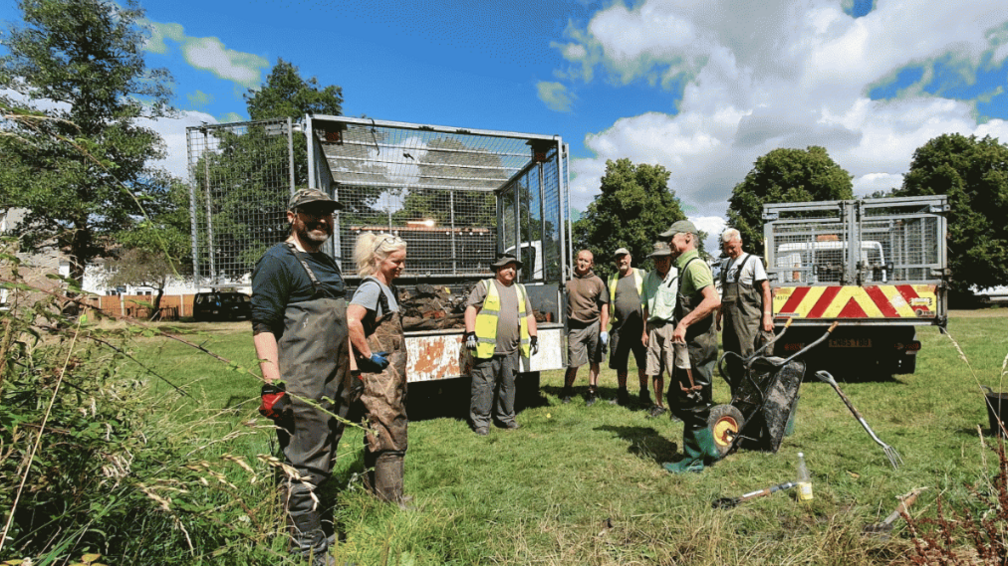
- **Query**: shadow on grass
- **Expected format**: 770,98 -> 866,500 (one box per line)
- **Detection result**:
595,424 -> 679,463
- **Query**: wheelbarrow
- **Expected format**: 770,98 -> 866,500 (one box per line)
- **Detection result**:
708,320 -> 838,457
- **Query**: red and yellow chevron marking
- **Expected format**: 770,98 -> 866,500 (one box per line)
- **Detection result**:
773,285 -> 938,320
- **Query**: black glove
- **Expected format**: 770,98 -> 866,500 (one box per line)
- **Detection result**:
464,331 -> 478,351
358,351 -> 390,373
259,382 -> 291,420
530,335 -> 539,356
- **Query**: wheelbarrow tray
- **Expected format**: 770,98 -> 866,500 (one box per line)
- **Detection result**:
729,355 -> 805,453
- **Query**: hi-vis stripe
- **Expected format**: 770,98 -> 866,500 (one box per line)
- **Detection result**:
773,285 -> 938,319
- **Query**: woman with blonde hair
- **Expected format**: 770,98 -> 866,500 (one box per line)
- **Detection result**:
346,232 -> 410,506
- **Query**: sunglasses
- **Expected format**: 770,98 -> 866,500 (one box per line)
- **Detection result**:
373,235 -> 405,252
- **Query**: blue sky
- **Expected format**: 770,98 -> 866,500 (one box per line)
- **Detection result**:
4,0 -> 1008,244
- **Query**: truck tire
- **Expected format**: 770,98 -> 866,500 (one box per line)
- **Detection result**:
708,404 -> 745,457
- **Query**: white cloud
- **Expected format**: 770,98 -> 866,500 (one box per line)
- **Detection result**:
183,37 -> 269,87
143,21 -> 269,88
537,81 -> 574,112
554,0 -> 1008,222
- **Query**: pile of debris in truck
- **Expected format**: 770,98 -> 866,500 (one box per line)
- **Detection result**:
398,283 -> 548,332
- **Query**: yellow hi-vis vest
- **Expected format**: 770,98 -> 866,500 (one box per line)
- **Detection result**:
474,278 -> 530,359
607,268 -> 645,321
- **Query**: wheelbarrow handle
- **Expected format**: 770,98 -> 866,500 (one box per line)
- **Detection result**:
779,321 -> 839,366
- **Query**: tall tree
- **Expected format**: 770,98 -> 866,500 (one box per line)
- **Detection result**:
244,58 -> 343,121
895,133 -> 1008,292
572,158 -> 687,280
0,0 -> 173,288
727,146 -> 853,253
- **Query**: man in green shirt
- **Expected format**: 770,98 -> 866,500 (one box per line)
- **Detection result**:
660,220 -> 722,473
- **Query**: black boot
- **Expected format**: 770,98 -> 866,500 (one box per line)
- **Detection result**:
289,511 -> 334,565
375,452 -> 411,509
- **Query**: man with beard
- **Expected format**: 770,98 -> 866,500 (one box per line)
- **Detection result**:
252,188 -> 352,565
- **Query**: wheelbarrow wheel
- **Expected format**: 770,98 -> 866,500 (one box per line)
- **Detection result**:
708,404 -> 745,457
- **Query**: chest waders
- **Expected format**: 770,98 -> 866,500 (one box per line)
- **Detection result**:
356,277 -> 409,505
721,254 -> 763,394
279,243 -> 352,563
664,256 -> 722,474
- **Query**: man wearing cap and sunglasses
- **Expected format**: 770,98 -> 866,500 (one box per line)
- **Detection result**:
464,253 -> 539,435
660,219 -> 722,474
252,188 -> 351,565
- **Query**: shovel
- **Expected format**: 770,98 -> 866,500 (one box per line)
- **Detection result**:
814,370 -> 903,470
713,481 -> 798,509
863,488 -> 925,539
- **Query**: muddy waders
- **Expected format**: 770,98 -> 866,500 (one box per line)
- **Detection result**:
721,254 -> 763,395
665,256 -> 721,474
278,245 -> 352,564
356,278 -> 409,506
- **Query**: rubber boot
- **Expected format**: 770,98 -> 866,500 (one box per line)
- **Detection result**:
663,430 -> 703,474
695,427 -> 722,467
374,452 -> 411,509
289,511 -> 335,566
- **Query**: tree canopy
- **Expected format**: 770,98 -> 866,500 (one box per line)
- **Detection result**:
895,133 -> 1008,292
572,158 -> 687,280
244,58 -> 343,121
727,146 -> 853,253
0,0 -> 173,287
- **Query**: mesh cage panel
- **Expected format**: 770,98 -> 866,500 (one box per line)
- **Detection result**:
764,198 -> 945,286
187,119 -> 294,287
315,118 -> 566,281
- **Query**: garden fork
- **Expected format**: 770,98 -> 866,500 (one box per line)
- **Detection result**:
814,370 -> 903,470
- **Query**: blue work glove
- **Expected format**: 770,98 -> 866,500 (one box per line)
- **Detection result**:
599,331 -> 609,346
464,331 -> 478,351
358,351 -> 390,373
530,335 -> 539,356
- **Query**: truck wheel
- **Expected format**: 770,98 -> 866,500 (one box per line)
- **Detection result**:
708,404 -> 745,457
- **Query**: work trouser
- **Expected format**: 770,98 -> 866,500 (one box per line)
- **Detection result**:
470,351 -> 519,428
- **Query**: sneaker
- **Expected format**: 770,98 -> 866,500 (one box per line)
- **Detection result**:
647,405 -> 667,418
561,388 -> 573,404
586,391 -> 597,407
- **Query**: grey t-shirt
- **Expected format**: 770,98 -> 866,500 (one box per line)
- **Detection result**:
350,278 -> 398,332
612,273 -> 643,332
467,279 -> 533,356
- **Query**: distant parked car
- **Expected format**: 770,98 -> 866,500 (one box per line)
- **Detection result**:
193,292 -> 251,321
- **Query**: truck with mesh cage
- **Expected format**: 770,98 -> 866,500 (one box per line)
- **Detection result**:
188,115 -> 574,396
762,196 -> 948,375
306,115 -> 571,390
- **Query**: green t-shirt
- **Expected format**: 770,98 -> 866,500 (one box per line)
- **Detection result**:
675,249 -> 713,296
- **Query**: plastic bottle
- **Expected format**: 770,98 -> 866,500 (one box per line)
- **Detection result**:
797,451 -> 813,502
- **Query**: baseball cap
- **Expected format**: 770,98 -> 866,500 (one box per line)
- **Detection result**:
612,247 -> 631,258
288,188 -> 342,212
648,241 -> 673,257
659,219 -> 698,239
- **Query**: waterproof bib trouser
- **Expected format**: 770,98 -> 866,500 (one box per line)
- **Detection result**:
666,256 -> 721,473
355,277 -> 409,505
721,254 -> 763,395
277,244 -> 353,563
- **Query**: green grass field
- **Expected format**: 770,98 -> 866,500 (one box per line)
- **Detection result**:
128,310 -> 1008,565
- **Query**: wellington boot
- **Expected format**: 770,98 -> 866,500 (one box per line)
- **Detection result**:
663,430 -> 703,474
375,453 -> 411,509
694,427 -> 722,466
289,511 -> 334,565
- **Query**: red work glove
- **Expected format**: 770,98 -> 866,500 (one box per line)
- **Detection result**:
259,382 -> 291,420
